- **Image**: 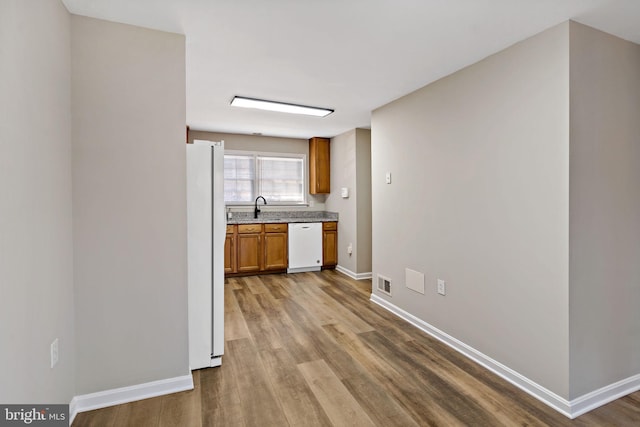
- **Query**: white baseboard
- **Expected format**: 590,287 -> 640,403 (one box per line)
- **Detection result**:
570,373 -> 640,418
69,374 -> 193,424
335,265 -> 372,280
69,398 -> 77,425
369,294 -> 640,419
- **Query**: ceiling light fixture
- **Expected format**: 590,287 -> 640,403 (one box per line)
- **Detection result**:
230,96 -> 334,117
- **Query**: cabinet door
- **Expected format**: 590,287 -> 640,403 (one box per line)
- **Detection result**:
224,233 -> 236,274
264,232 -> 288,271
323,230 -> 338,267
309,137 -> 330,194
237,233 -> 261,273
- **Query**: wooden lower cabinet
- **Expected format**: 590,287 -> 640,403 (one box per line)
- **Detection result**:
236,224 -> 262,273
236,233 -> 261,273
226,221 -> 337,275
263,223 -> 288,271
322,222 -> 338,268
226,223 -> 288,276
224,225 -> 236,274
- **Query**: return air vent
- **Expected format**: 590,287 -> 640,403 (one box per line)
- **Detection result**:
377,275 -> 392,296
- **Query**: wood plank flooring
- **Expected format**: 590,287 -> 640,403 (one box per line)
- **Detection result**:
73,270 -> 640,426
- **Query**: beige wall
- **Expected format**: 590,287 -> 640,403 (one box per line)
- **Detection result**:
568,22 -> 640,398
0,0 -> 75,404
326,130 -> 358,272
71,16 -> 189,394
372,23 -> 571,397
355,129 -> 372,273
325,128 -> 372,275
189,130 -> 327,211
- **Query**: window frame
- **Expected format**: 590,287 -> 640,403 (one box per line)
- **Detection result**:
224,149 -> 308,207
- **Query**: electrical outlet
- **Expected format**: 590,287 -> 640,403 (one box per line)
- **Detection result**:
437,279 -> 446,296
347,243 -> 353,255
50,338 -> 59,368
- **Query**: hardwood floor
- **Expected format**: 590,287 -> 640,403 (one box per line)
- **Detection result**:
73,270 -> 640,426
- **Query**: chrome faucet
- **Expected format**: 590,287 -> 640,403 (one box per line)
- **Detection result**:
254,196 -> 267,218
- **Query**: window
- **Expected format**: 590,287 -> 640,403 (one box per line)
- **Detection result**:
224,151 -> 306,204
224,154 -> 255,202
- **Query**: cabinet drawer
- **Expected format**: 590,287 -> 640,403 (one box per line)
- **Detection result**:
264,223 -> 287,233
226,225 -> 235,234
322,221 -> 337,231
238,224 -> 263,234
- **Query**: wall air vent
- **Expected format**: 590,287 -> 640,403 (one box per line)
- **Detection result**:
377,275 -> 392,296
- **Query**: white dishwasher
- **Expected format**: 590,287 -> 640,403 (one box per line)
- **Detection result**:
287,223 -> 323,273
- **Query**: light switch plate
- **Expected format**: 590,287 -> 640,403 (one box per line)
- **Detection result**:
385,172 -> 392,184
51,338 -> 59,368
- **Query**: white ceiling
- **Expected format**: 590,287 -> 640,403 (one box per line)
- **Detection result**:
62,0 -> 640,139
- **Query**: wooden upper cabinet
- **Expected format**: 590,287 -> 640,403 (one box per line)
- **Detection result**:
309,137 -> 330,194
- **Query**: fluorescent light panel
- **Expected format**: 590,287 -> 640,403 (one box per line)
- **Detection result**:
231,96 -> 333,117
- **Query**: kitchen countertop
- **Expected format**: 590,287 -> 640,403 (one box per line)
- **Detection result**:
226,210 -> 338,225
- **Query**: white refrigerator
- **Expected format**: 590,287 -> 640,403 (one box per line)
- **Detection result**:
187,140 -> 225,369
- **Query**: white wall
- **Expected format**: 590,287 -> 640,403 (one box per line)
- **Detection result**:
372,23 -> 571,397
189,130 -> 327,211
568,22 -> 640,398
71,16 -> 189,394
0,0 -> 75,403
